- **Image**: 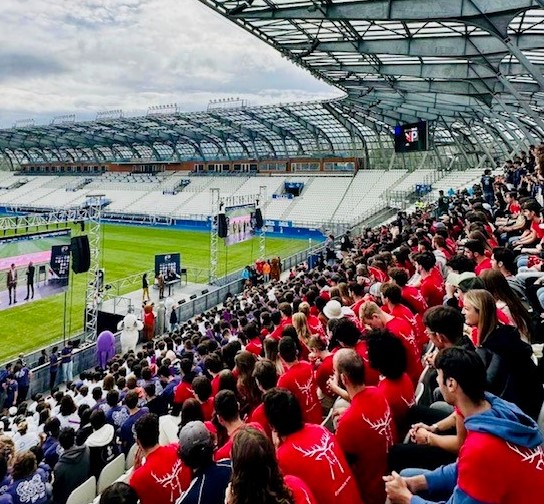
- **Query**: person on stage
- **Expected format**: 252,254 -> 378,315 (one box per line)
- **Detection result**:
24,261 -> 35,301
142,273 -> 150,302
7,263 -> 17,305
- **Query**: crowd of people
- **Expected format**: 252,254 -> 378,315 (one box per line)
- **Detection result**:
1,153 -> 544,504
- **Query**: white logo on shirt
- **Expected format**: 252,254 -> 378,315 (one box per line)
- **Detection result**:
293,432 -> 345,481
506,443 -> 544,471
362,406 -> 394,449
15,474 -> 46,503
152,459 -> 186,501
295,377 -> 317,411
112,408 -> 129,427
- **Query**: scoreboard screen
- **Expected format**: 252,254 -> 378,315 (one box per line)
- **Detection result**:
394,121 -> 429,153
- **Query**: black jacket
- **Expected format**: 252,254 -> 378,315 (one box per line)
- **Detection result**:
481,324 -> 544,420
52,445 -> 91,504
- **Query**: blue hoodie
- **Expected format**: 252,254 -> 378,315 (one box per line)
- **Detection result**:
411,393 -> 544,504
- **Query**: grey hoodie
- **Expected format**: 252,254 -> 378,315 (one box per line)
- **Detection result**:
52,445 -> 91,504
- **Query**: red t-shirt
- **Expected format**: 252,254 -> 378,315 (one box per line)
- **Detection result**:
200,397 -> 214,421
350,299 -> 365,319
284,475 -> 318,504
214,422 -> 263,461
270,317 -> 293,341
248,402 -> 272,439
377,373 -> 415,429
531,220 -> 544,240
456,431 -> 544,503
387,304 -> 426,352
277,361 -> 322,425
353,341 -> 380,386
336,387 -> 396,504
307,314 -> 325,336
314,354 -> 335,398
401,286 -> 428,315
277,424 -> 363,504
508,202 -> 521,215
475,257 -> 493,276
246,337 -> 263,356
211,375 -> 220,397
385,317 -> 423,383
173,381 -> 193,405
129,443 -> 191,504
419,275 -> 445,308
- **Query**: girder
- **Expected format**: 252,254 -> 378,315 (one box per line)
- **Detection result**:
229,0 -> 539,22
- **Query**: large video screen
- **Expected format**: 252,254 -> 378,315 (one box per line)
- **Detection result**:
155,253 -> 181,277
394,121 -> 429,153
0,229 -> 71,309
225,206 -> 255,246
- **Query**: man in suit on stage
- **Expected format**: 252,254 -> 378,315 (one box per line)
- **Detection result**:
7,263 -> 17,305
25,261 -> 35,301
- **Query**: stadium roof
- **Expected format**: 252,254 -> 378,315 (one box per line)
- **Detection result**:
199,0 -> 544,138
2,0 -> 544,167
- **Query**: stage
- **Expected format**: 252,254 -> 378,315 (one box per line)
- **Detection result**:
99,279 -> 220,317
0,281 -> 68,312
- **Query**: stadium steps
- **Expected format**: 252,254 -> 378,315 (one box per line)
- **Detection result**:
279,177 -> 314,220
0,176 -> 59,205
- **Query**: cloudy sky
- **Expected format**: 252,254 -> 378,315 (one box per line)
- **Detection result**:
0,0 -> 338,128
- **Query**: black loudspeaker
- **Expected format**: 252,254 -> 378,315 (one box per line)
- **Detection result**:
218,212 -> 228,238
71,235 -> 91,274
255,208 -> 263,228
201,289 -> 209,295
190,294 -> 197,300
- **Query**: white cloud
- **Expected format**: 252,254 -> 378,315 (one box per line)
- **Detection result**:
0,0 -> 338,127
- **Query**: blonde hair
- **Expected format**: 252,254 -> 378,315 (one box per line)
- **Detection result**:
292,312 -> 310,344
298,302 -> 310,317
463,289 -> 498,345
359,301 -> 381,321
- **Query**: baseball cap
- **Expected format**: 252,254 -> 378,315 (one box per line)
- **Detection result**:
446,271 -> 476,287
178,421 -> 212,457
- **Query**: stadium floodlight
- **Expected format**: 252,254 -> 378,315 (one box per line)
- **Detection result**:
12,118 -> 35,129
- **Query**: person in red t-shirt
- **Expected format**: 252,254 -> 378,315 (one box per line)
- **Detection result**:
348,282 -> 367,319
249,359 -> 278,439
173,358 -> 196,406
263,389 -> 363,504
307,335 -> 335,402
413,252 -> 445,307
360,302 -> 422,383
203,354 -> 223,397
129,413 -> 191,504
299,301 -> 325,336
381,282 -> 427,352
214,390 -> 263,461
367,330 -> 415,433
512,199 -> 544,250
277,337 -> 323,425
243,320 -> 264,356
329,317 -> 381,386
226,426 -> 318,504
333,349 -> 397,504
192,376 -> 214,421
464,239 -> 492,276
389,267 -> 428,316
270,302 -> 294,340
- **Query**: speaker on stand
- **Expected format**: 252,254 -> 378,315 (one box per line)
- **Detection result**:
71,235 -> 91,274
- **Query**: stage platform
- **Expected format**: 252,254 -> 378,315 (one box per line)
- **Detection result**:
99,279 -> 219,317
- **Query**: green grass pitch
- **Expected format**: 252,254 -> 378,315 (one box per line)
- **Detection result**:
0,223 -> 311,363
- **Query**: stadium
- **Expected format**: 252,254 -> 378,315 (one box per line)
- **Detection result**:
1,1 -> 544,504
